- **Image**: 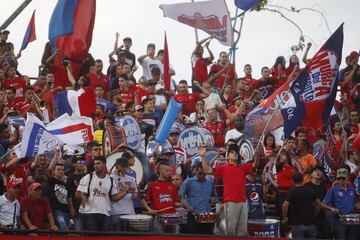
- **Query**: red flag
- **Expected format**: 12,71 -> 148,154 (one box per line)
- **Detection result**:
20,10 -> 36,51
163,32 -> 170,91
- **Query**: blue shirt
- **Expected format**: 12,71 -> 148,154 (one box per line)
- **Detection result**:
323,185 -> 356,214
180,176 -> 214,214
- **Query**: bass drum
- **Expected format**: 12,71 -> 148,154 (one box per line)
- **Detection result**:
146,139 -> 173,159
115,115 -> 142,150
262,157 -> 302,187
177,126 -> 215,158
238,138 -> 255,163
103,127 -> 127,156
106,152 -> 144,185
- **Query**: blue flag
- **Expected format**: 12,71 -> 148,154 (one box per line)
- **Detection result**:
281,24 -> 344,138
234,0 -> 261,11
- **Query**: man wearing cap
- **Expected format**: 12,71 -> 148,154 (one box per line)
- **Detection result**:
200,144 -> 259,237
304,165 -> 330,239
282,172 -> 322,239
0,177 -> 21,230
168,127 -> 188,180
110,157 -> 137,230
20,182 -> 58,231
322,168 -> 357,239
142,97 -> 162,127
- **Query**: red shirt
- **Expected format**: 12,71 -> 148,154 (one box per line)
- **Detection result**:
214,163 -> 254,202
87,73 -> 109,95
271,67 -> 287,88
0,163 -> 31,200
116,84 -> 137,105
14,101 -> 38,116
203,120 -> 226,147
137,86 -> 149,104
210,64 -> 236,89
277,165 -> 296,193
194,58 -> 208,83
20,196 -> 52,229
146,180 -> 179,214
174,93 -> 202,116
2,77 -> 27,102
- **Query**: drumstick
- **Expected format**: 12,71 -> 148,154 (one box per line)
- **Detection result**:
156,206 -> 175,213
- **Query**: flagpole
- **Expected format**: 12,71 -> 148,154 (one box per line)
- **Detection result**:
191,0 -> 199,43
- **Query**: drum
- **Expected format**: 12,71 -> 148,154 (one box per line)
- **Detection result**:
191,150 -> 218,169
158,213 -> 183,225
146,140 -> 173,159
177,126 -> 214,158
339,214 -> 360,225
119,214 -> 153,232
106,152 -> 144,184
238,138 -> 255,163
115,116 -> 142,150
213,159 -> 227,203
248,219 -> 280,238
262,157 -> 302,187
103,127 -> 127,156
176,207 -> 188,224
194,212 -> 218,223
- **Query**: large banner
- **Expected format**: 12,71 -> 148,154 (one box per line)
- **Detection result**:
160,0 -> 233,46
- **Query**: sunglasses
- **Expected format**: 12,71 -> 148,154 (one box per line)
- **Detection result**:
76,160 -> 85,164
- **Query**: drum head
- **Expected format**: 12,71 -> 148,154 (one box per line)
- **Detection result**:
106,152 -> 123,175
178,126 -> 208,158
130,157 -> 144,185
103,127 -> 127,156
263,157 -> 302,187
120,214 -> 152,220
238,138 -> 255,163
116,116 -> 142,150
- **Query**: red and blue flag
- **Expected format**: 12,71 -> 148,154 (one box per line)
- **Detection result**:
20,10 -> 36,52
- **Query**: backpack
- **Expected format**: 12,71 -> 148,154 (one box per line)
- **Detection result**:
87,172 -> 113,198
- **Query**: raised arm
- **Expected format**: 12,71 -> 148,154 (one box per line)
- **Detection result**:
193,81 -> 210,97
199,145 -> 213,175
66,63 -> 76,87
302,42 -> 312,64
193,36 -> 212,54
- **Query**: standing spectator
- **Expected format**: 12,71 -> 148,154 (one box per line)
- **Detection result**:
110,157 -> 137,230
210,51 -> 236,89
87,59 -> 109,98
2,65 -> 28,102
0,123 -> 19,156
203,108 -> 226,148
138,43 -> 161,81
191,37 -> 214,92
246,169 -> 265,220
0,177 -> 22,229
20,182 -> 59,231
282,172 -> 322,239
271,56 -> 287,88
322,168 -> 358,239
255,66 -> 275,99
242,64 -> 255,91
174,80 -> 209,116
122,36 -> 136,68
286,54 -> 301,81
47,149 -> 75,230
200,144 -> 259,237
76,156 -> 118,231
296,140 -> 316,183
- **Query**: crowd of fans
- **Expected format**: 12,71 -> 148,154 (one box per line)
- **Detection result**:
0,28 -> 360,239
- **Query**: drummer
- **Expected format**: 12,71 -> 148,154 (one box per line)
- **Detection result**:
110,157 -> 137,230
180,163 -> 215,234
322,168 -> 358,239
141,161 -> 181,233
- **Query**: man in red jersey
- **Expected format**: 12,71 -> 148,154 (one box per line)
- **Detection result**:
142,161 -> 181,233
200,144 -> 259,237
174,80 -> 209,116
2,65 -> 28,102
203,108 -> 226,148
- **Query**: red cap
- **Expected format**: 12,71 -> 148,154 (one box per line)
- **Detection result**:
29,182 -> 42,191
7,177 -> 22,189
349,51 -> 359,59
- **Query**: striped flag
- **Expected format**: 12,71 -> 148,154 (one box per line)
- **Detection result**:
20,10 -> 36,52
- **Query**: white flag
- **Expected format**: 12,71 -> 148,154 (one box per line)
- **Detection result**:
14,113 -> 93,158
160,0 -> 233,46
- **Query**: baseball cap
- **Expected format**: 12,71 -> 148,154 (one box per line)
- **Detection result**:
310,165 -> 323,173
0,30 -> 10,35
349,51 -> 359,59
147,79 -> 157,86
135,105 -> 144,112
169,128 -> 180,135
117,50 -> 126,56
233,95 -> 243,103
123,37 -> 132,43
7,177 -> 22,189
29,182 -> 42,191
336,168 -> 348,179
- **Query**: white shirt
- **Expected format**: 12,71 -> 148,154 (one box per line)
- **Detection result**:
0,194 -> 20,227
77,173 -> 117,216
110,172 -> 137,215
141,57 -> 162,80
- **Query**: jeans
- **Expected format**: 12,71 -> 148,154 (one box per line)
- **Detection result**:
224,201 -> 248,237
134,150 -> 150,185
54,210 -> 70,230
81,213 -> 110,231
291,224 -> 317,239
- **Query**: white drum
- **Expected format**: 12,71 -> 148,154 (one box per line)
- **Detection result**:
119,214 -> 153,232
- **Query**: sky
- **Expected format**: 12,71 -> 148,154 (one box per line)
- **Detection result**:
1,0 -> 360,82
